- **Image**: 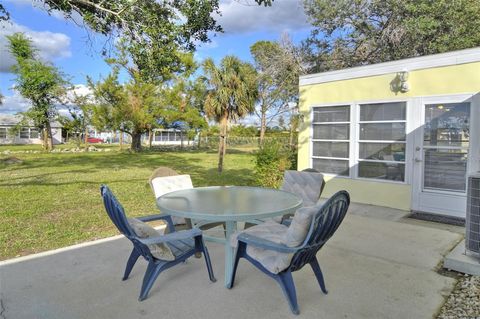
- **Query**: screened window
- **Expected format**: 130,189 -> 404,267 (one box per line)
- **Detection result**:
30,128 -> 39,138
19,127 -> 30,139
311,106 -> 350,176
358,102 -> 406,181
0,127 -> 6,139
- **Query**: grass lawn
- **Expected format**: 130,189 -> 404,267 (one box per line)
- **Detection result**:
0,146 -> 257,260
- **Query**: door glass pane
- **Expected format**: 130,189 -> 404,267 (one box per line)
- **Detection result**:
359,143 -> 405,161
313,124 -> 349,140
358,162 -> 405,181
313,106 -> 350,122
360,102 -> 406,121
312,158 -> 349,176
359,123 -> 406,141
423,149 -> 468,192
313,141 -> 349,158
424,103 -> 470,147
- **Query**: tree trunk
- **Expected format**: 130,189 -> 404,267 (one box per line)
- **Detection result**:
45,121 -> 54,151
119,131 -> 123,150
218,114 -> 228,173
84,127 -> 89,150
260,108 -> 267,145
42,128 -> 48,151
148,129 -> 153,148
180,131 -> 184,149
131,132 -> 142,152
197,131 -> 202,149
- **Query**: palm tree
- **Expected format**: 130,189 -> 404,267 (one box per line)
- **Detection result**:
203,56 -> 258,172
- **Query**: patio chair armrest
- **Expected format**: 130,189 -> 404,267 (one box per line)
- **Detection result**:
237,233 -> 299,254
138,228 -> 202,245
137,213 -> 175,232
137,213 -> 172,223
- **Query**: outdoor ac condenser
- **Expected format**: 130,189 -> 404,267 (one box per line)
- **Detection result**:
466,173 -> 480,259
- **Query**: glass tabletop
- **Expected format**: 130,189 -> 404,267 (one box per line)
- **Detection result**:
156,186 -> 303,221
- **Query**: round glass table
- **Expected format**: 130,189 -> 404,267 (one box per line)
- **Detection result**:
156,186 -> 302,286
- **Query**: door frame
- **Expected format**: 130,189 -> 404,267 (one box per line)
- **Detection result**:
410,93 -> 479,218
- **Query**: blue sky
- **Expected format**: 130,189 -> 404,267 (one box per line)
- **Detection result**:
0,0 -> 311,115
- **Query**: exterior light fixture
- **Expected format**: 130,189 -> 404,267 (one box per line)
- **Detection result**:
398,70 -> 409,93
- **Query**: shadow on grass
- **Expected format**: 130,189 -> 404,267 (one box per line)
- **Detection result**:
0,150 -> 257,187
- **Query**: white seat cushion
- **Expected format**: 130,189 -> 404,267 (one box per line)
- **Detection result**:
151,175 -> 193,198
128,218 -> 175,261
151,175 -> 193,225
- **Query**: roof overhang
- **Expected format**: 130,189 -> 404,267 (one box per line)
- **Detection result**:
299,47 -> 480,86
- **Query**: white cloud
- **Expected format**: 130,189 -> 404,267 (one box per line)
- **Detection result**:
0,20 -> 71,73
216,0 -> 309,34
1,84 -> 91,114
1,90 -> 30,114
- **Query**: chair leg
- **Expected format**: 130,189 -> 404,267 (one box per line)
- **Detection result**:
227,242 -> 244,289
276,271 -> 299,315
123,248 -> 141,280
139,262 -> 163,301
200,239 -> 216,282
310,257 -> 328,294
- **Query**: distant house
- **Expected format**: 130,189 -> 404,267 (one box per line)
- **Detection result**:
0,114 -> 63,145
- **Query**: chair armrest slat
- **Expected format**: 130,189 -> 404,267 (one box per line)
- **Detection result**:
137,213 -> 171,223
237,233 -> 299,253
138,228 -> 202,245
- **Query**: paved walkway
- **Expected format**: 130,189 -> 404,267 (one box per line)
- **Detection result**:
0,205 -> 462,319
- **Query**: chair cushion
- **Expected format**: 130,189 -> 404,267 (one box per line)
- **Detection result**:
281,170 -> 324,207
151,175 -> 193,198
231,221 -> 293,274
284,206 -> 317,247
151,175 -> 193,225
128,218 -> 175,261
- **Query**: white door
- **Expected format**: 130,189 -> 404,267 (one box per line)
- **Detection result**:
412,95 -> 475,218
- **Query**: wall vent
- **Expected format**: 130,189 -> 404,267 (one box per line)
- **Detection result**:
466,173 -> 480,258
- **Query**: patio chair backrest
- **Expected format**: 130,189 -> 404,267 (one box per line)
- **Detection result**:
100,185 -> 153,260
281,170 -> 325,207
289,190 -> 350,272
148,167 -> 179,190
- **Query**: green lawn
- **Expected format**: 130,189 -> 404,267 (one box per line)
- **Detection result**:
0,146 -> 257,260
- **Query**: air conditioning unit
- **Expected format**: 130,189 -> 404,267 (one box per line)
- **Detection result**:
466,173 -> 480,258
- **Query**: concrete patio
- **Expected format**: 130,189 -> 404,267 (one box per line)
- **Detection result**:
0,204 -> 463,319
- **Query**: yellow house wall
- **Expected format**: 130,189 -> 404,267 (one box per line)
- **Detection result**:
298,62 -> 480,210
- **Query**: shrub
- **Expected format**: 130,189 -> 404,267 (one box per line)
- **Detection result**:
254,142 -> 295,188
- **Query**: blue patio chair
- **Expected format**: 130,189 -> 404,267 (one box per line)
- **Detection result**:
229,190 -> 350,315
100,185 -> 216,301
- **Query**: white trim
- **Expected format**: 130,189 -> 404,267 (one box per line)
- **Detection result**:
312,139 -> 350,142
312,156 -> 349,161
358,159 -> 405,164
300,47 -> 480,86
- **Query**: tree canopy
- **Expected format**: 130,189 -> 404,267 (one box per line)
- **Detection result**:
203,55 -> 258,172
302,0 -> 480,72
250,35 -> 304,143
7,32 -> 70,150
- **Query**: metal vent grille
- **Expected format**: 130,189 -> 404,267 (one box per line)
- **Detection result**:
466,174 -> 480,256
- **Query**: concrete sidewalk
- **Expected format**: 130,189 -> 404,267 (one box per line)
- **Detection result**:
0,209 -> 462,319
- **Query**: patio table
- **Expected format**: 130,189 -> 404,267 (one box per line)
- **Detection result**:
156,186 -> 302,287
